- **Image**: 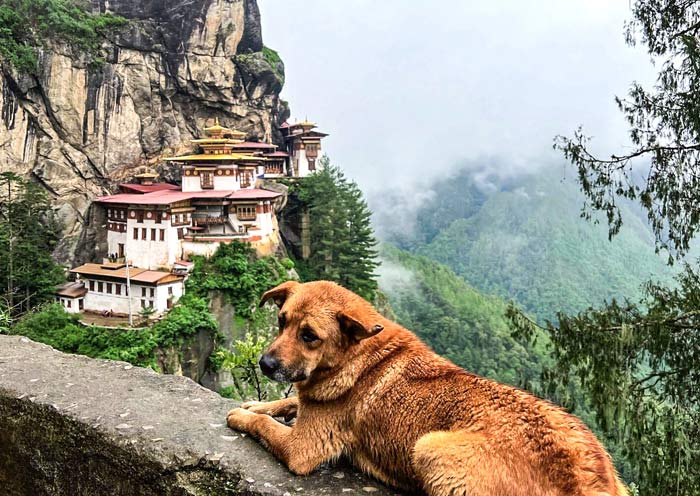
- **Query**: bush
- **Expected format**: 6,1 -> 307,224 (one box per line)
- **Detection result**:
186,241 -> 289,318
0,0 -> 126,73
12,303 -> 158,367
151,294 -> 218,347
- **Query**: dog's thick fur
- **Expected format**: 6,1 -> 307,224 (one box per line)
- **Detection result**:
226,281 -> 627,496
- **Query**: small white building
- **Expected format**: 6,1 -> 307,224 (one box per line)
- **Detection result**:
69,263 -> 184,316
280,120 -> 328,178
56,282 -> 87,314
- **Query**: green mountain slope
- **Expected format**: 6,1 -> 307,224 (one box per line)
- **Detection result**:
378,244 -> 548,389
397,166 -> 676,322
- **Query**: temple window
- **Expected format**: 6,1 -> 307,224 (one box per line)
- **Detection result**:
237,205 -> 256,220
265,163 -> 283,174
89,280 -> 95,291
98,282 -> 103,293
201,171 -> 214,189
151,228 -> 156,241
106,283 -> 112,294
141,228 -> 147,240
116,284 -> 121,296
240,171 -> 252,187
159,229 -> 165,241
133,228 -> 138,240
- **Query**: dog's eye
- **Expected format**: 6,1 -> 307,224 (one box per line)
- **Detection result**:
301,328 -> 319,343
278,314 -> 286,330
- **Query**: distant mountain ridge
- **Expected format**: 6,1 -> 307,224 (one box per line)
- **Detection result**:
376,163 -> 676,322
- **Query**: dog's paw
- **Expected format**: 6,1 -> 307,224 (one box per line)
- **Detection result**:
241,400 -> 265,410
226,407 -> 256,432
241,401 -> 275,416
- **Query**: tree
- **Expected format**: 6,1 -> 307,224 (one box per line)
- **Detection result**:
292,158 -> 380,300
509,265 -> 700,496
556,1 -> 700,259
535,4 -> 700,492
0,173 -> 64,319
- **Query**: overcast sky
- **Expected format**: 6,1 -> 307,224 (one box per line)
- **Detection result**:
258,1 -> 655,193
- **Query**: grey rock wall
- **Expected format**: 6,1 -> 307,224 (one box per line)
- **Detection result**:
0,335 -> 398,496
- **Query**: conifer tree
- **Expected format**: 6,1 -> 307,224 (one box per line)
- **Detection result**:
0,173 -> 64,319
293,158 -> 379,300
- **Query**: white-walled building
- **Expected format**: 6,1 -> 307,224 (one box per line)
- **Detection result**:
56,282 -> 87,314
69,263 -> 184,316
55,119 -> 305,319
97,121 -> 283,270
280,121 -> 328,177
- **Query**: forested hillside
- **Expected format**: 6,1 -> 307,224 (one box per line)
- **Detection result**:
381,165 -> 676,322
379,245 -> 548,390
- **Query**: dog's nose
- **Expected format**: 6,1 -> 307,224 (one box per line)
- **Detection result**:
259,354 -> 280,375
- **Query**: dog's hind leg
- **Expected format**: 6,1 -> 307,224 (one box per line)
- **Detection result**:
412,430 -> 556,496
242,397 -> 298,421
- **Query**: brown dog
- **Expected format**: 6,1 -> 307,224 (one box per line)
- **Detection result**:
226,280 -> 627,496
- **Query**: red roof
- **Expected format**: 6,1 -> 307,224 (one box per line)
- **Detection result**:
264,151 -> 289,157
232,142 -> 276,149
97,190 -> 233,205
229,189 -> 282,200
96,188 -> 280,205
119,183 -> 179,194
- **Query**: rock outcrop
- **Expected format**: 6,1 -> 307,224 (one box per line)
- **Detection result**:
0,335 -> 398,495
0,0 -> 289,265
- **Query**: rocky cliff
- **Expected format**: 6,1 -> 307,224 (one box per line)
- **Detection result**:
0,0 -> 289,265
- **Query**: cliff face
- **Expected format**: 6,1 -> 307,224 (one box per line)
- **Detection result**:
0,0 -> 289,264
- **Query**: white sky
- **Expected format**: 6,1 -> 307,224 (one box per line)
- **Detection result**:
258,1 -> 656,192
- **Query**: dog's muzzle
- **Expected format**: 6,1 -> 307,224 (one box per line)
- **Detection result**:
259,354 -> 280,376
259,354 -> 307,383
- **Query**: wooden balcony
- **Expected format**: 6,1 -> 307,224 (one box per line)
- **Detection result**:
193,216 -> 226,226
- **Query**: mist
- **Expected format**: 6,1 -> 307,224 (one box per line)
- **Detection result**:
259,1 -> 655,195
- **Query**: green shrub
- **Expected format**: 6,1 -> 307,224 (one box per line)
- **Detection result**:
151,294 -> 218,347
12,303 -> 158,367
0,0 -> 126,73
262,46 -> 284,83
186,241 -> 289,318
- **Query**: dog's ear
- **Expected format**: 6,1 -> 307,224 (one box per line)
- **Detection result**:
338,307 -> 384,342
259,281 -> 300,308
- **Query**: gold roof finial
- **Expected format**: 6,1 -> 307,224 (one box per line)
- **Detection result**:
215,117 -> 220,126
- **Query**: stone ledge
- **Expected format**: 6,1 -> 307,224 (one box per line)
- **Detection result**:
0,335 -> 399,496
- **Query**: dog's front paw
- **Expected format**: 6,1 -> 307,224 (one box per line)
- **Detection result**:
226,407 -> 257,432
241,400 -> 265,411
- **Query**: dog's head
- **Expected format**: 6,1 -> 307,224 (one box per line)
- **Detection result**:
257,280 -> 384,383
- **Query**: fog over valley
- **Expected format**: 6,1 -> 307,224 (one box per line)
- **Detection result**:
259,0 -> 656,194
